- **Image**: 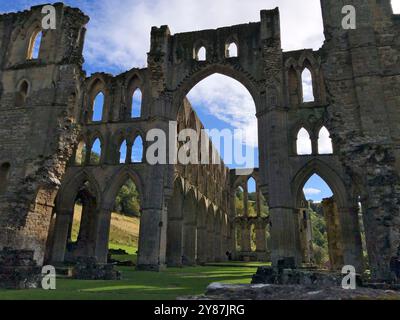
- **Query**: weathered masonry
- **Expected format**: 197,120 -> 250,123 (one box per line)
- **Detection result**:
0,1 -> 400,283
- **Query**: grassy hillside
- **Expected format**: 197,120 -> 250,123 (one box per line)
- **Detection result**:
72,205 -> 140,256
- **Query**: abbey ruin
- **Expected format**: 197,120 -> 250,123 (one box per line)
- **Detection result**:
0,0 -> 399,285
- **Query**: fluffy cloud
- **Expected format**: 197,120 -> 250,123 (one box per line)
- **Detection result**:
81,0 -> 324,72
304,188 -> 322,196
187,74 -> 258,148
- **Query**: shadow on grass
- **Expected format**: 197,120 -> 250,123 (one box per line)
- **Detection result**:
0,265 -> 259,300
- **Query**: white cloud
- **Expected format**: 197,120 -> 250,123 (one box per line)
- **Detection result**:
318,127 -> 333,154
392,0 -> 400,13
82,0 -> 324,71
296,128 -> 312,155
187,74 -> 258,148
304,188 -> 322,196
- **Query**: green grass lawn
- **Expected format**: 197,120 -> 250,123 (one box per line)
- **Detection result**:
0,264 -> 259,300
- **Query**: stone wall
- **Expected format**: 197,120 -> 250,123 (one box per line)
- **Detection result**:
0,4 -> 88,264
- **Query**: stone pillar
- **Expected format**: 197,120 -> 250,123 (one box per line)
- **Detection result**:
50,209 -> 71,264
182,222 -> 197,266
166,218 -> 183,267
93,206 -> 112,263
338,205 -> 364,273
298,209 -> 313,264
137,206 -> 168,271
196,226 -> 207,264
207,223 -> 215,262
322,198 -> 344,271
241,221 -> 251,253
269,208 -> 302,267
255,219 -> 267,253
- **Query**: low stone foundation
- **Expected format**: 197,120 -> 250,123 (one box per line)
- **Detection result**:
0,248 -> 42,289
251,266 -> 361,287
180,282 -> 400,300
72,257 -> 121,280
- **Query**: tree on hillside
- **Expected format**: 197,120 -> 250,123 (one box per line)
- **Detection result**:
115,180 -> 141,217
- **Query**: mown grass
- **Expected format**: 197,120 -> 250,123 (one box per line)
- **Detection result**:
0,207 -> 260,300
0,264 -> 259,300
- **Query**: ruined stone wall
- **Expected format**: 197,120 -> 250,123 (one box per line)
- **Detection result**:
0,4 -> 88,264
1,2 -> 400,282
320,0 -> 400,281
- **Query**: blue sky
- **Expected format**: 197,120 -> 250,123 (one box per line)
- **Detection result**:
4,0 -> 389,198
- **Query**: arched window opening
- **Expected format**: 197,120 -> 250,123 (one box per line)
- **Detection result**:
195,46 -> 206,61
247,177 -> 257,217
301,67 -> 315,103
119,140 -> 128,164
71,198 -> 83,243
297,128 -> 312,155
235,186 -> 244,216
226,42 -> 238,58
75,141 -> 87,166
0,163 -> 11,194
318,126 -> 333,155
27,30 -> 42,60
90,139 -> 101,165
235,225 -> 242,252
392,0 -> 400,14
186,73 -> 258,167
301,174 -> 333,268
131,88 -> 142,118
68,181 -> 97,243
92,92 -> 104,122
110,178 -> 141,263
132,136 -> 144,163
15,81 -> 29,107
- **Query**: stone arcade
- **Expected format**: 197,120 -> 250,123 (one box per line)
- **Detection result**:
0,1 -> 400,284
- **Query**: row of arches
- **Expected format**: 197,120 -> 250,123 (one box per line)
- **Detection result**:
194,41 -> 238,61
74,135 -> 145,166
47,169 -> 144,264
296,126 -> 333,156
285,53 -> 325,107
166,179 -> 231,266
91,88 -> 143,123
234,177 -> 268,218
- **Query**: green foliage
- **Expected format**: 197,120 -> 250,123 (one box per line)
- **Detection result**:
309,207 -> 329,266
114,180 -> 141,217
234,188 -> 269,217
81,149 -> 100,165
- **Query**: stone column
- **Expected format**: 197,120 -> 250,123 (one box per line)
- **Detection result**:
241,220 -> 251,253
182,222 -> 197,266
166,218 -> 183,267
338,206 -> 364,273
207,223 -> 215,262
322,198 -> 344,270
50,209 -> 71,264
93,206 -> 112,263
255,219 -> 267,253
137,205 -> 168,271
196,225 -> 207,264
